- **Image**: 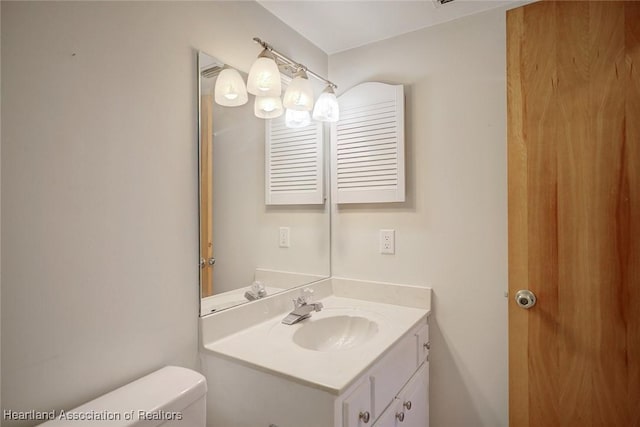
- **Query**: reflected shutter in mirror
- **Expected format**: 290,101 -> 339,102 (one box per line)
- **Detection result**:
265,116 -> 324,205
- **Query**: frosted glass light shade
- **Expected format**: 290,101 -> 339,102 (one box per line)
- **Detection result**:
214,68 -> 248,107
285,109 -> 311,128
283,71 -> 314,111
247,50 -> 282,97
312,86 -> 339,122
254,96 -> 283,119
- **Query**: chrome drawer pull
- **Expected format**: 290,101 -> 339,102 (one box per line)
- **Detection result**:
359,411 -> 370,423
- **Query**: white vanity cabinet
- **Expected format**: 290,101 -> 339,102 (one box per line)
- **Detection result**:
346,322 -> 430,427
203,316 -> 430,427
340,319 -> 431,427
200,279 -> 432,427
372,363 -> 429,427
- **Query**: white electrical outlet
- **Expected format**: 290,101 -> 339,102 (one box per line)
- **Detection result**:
380,229 -> 395,254
279,227 -> 290,248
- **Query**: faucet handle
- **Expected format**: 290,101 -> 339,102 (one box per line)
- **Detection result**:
294,288 -> 314,307
251,281 -> 266,297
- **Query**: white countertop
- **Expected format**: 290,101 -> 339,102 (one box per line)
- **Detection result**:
203,294 -> 429,395
201,285 -> 284,314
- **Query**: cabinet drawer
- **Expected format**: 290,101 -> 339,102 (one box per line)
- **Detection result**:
415,323 -> 429,364
395,363 -> 429,427
370,332 -> 417,419
343,380 -> 373,427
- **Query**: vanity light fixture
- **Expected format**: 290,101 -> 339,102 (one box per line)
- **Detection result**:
285,109 -> 311,128
283,68 -> 314,111
214,67 -> 248,107
312,85 -> 339,122
247,49 -> 282,97
251,37 -> 339,125
214,38 -> 339,126
254,95 -> 284,119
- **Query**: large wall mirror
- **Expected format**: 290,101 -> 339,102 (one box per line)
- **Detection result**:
198,51 -> 331,316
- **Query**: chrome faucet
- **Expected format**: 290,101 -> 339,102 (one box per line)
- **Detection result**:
244,281 -> 267,301
282,289 -> 323,325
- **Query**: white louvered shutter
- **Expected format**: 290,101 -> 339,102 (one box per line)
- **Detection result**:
265,116 -> 324,205
331,82 -> 405,204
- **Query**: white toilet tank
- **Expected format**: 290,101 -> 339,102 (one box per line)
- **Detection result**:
41,366 -> 207,427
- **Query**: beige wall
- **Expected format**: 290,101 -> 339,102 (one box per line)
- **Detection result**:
329,7 -> 509,427
0,1 -> 326,424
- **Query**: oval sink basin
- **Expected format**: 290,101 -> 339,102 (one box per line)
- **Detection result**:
293,315 -> 378,352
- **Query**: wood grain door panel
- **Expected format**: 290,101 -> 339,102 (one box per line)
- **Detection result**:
508,2 -> 640,426
200,94 -> 214,298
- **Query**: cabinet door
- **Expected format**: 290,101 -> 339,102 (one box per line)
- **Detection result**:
344,380 -> 373,427
372,399 -> 400,427
397,363 -> 429,427
371,332 -> 417,418
415,323 -> 430,365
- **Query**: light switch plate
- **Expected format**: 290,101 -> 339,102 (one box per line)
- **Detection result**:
380,229 -> 395,254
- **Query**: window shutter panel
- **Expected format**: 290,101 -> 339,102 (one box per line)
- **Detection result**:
331,82 -> 405,204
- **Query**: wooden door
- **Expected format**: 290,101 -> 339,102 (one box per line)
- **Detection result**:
507,2 -> 640,426
200,93 -> 214,298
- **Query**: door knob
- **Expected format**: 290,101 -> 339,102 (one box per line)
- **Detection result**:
199,257 -> 216,268
515,289 -> 536,309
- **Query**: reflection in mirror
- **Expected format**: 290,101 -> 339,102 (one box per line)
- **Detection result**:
198,51 -> 330,316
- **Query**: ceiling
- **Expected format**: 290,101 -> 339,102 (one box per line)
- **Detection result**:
258,0 -> 524,54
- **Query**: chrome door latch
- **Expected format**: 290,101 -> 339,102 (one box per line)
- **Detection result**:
515,289 -> 536,309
